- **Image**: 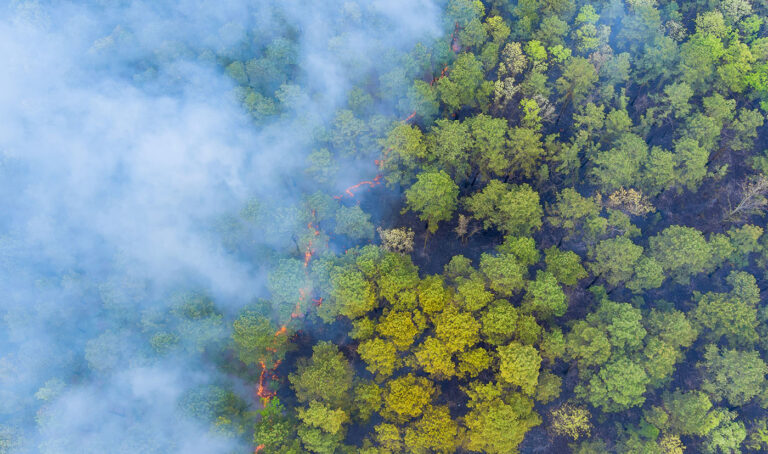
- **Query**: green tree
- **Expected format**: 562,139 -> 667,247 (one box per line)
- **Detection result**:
597,299 -> 646,351
660,82 -> 694,119
700,344 -> 768,406
556,57 -> 598,105
415,336 -> 456,379
434,306 -> 481,353
465,181 -> 543,235
679,32 -> 726,91
545,246 -> 588,285
566,321 -> 612,368
325,266 -> 377,321
479,252 -> 526,296
727,225 -> 763,267
377,252 -> 420,311
406,80 -> 440,123
457,347 -> 492,378
427,119 -> 472,181
645,309 -> 698,349
589,237 -> 644,287
268,259 -> 309,311
498,235 -> 540,266
547,188 -> 601,234
358,337 -> 399,378
536,371 -> 563,403
578,357 -> 650,412
704,410 -> 746,454
591,133 -> 648,191
649,226 -> 713,284
693,292 -> 758,348
499,341 -> 542,395
231,309 -> 290,369
535,15 -> 569,47
289,342 -> 354,408
298,424 -> 344,454
403,405 -> 459,454
671,137 -> 709,192
404,170 -> 459,233
437,53 -> 487,112
353,381 -> 382,422
459,18 -> 488,49
455,273 -> 494,311
253,399 -> 300,452
463,382 -> 542,454
642,337 -> 679,385
377,310 -> 421,351
381,123 -> 428,186
523,270 -> 567,318
664,390 -> 720,436
417,275 -> 452,314
373,422 -> 403,451
481,300 -> 519,345
468,114 -> 509,178
330,109 -> 368,156
382,374 -> 436,423
541,328 -> 567,362
507,126 -> 545,178
627,256 -> 665,293
642,147 -> 676,197
297,401 -> 349,436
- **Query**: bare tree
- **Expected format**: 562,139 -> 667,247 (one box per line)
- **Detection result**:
604,187 -> 655,216
725,175 -> 768,223
454,214 -> 481,244
454,214 -> 469,238
377,227 -> 415,254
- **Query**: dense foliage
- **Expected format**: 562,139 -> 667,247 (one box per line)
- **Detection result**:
217,0 -> 768,451
218,0 -> 768,452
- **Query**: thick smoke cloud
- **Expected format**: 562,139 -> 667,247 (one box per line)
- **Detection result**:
0,0 -> 439,452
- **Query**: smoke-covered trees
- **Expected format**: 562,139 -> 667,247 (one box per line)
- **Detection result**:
232,309 -> 291,368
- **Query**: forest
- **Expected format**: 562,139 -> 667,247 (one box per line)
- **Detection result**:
5,0 -> 768,453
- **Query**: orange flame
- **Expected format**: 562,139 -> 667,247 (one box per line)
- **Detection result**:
431,65 -> 449,86
333,174 -> 383,200
256,359 -> 282,405
307,209 -> 320,236
256,361 -> 271,403
292,289 -> 306,319
255,445 -> 265,453
403,111 -> 417,123
451,21 -> 460,53
303,241 -> 314,267
274,325 -> 287,337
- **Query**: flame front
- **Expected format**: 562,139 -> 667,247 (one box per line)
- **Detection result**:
333,174 -> 383,200
256,360 -> 280,404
